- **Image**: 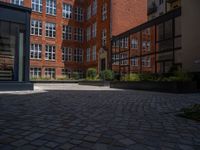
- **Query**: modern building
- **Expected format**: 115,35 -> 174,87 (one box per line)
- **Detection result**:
0,0 -> 147,80
111,0 -> 200,75
0,1 -> 33,90
147,0 -> 181,20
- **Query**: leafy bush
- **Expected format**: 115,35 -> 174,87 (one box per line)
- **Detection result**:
122,73 -> 140,81
86,68 -> 97,80
56,75 -> 69,80
100,70 -> 114,81
71,72 -> 80,80
179,104 -> 200,121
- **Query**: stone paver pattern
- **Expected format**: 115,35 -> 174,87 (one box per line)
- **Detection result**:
0,84 -> 200,150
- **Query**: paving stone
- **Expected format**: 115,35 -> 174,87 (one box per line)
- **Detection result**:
84,136 -> 99,143
11,139 -> 28,147
0,84 -> 200,149
118,138 -> 136,146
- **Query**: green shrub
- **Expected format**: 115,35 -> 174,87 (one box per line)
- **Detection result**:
100,70 -> 114,81
56,75 -> 69,80
122,73 -> 140,81
71,72 -> 80,80
86,68 -> 97,80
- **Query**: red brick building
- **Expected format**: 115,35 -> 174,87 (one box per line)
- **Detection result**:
0,0 -> 147,79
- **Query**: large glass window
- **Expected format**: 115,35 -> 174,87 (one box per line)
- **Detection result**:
0,21 -> 25,81
75,7 -> 83,22
45,68 -> 55,78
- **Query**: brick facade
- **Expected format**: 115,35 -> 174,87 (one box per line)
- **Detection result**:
0,0 -> 147,79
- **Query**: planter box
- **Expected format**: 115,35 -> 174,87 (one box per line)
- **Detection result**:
110,81 -> 198,93
79,80 -> 110,86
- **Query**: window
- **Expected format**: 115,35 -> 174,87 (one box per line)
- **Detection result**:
11,0 -> 23,6
102,3 -> 107,21
142,56 -> 151,67
62,68 -> 72,78
63,25 -> 72,40
87,5 -> 91,20
112,54 -> 119,65
159,0 -> 164,5
46,0 -> 56,15
92,45 -> 96,61
131,39 -> 138,49
86,48 -> 90,62
30,68 -> 41,78
102,29 -> 107,46
124,37 -> 129,48
45,22 -> 56,38
147,41 -> 151,51
63,3 -> 72,19
92,0 -> 97,15
30,44 -> 42,59
92,22 -> 97,38
74,28 -> 83,42
86,26 -> 91,41
120,53 -> 128,65
31,20 -> 42,36
45,45 -> 56,60
74,48 -> 83,63
45,68 -> 55,79
75,7 -> 83,22
74,69 -> 84,79
32,0 -> 42,12
131,57 -> 139,66
62,47 -> 72,62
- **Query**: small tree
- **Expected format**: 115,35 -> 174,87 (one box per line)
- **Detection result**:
100,70 -> 114,81
86,68 -> 97,80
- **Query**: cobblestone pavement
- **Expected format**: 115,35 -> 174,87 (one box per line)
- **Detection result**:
0,84 -> 200,150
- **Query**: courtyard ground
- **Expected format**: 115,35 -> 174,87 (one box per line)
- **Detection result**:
0,84 -> 200,150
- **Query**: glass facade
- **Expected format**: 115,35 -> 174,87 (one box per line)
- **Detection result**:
0,21 -> 25,81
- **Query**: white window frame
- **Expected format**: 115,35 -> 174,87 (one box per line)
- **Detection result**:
45,68 -> 55,79
74,28 -> 83,42
86,48 -> 90,62
30,68 -> 41,78
45,22 -> 56,38
11,0 -> 23,6
74,48 -> 83,63
45,45 -> 56,61
30,44 -> 42,59
63,3 -> 72,19
102,29 -> 107,46
32,0 -> 42,13
46,0 -> 56,16
31,20 -> 42,36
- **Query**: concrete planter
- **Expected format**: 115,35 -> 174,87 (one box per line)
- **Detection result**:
31,80 -> 78,84
0,82 -> 34,91
79,80 -> 110,86
110,81 -> 198,93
